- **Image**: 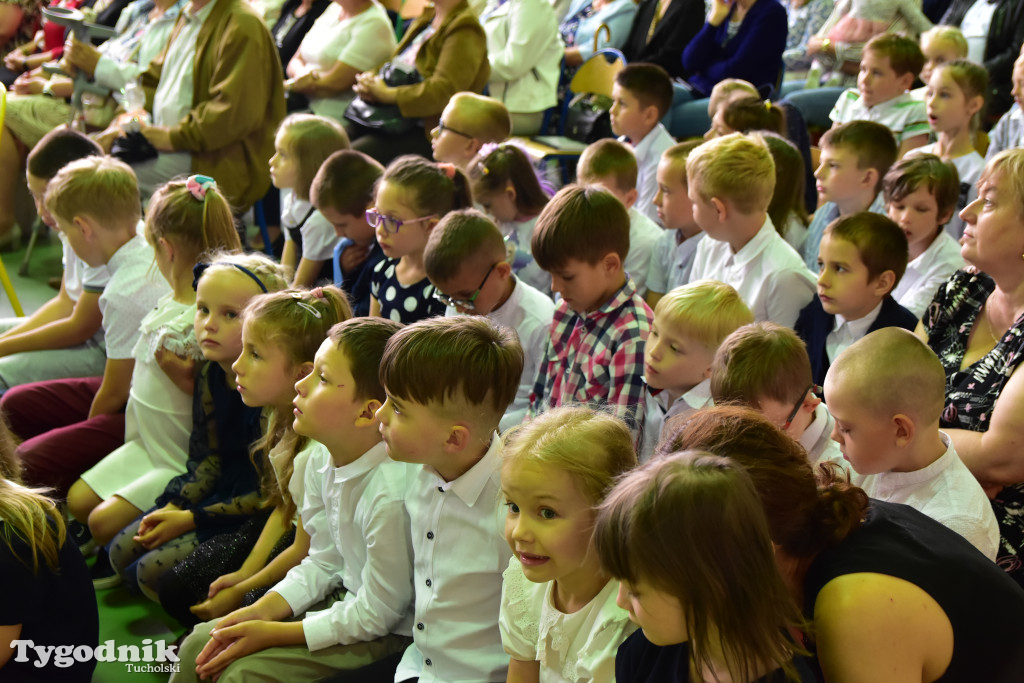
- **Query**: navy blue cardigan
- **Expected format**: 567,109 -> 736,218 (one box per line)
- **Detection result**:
795,294 -> 919,387
681,0 -> 787,97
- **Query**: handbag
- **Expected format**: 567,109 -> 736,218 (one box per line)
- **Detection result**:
344,62 -> 423,136
563,92 -> 614,143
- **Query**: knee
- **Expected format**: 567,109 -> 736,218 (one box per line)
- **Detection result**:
88,509 -> 127,548
67,481 -> 96,523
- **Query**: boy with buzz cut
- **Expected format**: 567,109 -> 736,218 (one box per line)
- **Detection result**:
646,140 -> 703,309
529,184 -> 653,434
641,280 -> 752,460
686,133 -> 816,328
175,318 -> 414,683
711,321 -> 844,466
424,209 -> 554,431
884,155 -> 965,319
1,156 -> 168,496
830,33 -> 930,157
374,316 -> 524,683
802,120 -> 898,271
310,150 -> 386,317
825,327 -> 1000,560
795,212 -> 918,386
431,92 -> 513,170
576,139 -> 662,294
610,63 -> 676,224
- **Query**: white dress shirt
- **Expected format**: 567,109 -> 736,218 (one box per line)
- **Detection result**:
395,433 -> 511,683
850,432 -> 1000,560
626,207 -> 663,295
798,401 -> 845,468
625,123 -> 675,225
825,299 -> 882,365
893,230 -> 964,319
689,216 -> 816,328
273,442 -> 415,651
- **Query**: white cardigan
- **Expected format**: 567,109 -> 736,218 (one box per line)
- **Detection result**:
481,0 -> 563,114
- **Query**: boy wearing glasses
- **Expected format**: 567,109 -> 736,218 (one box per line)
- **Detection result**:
529,185 -> 653,441
824,328 -> 999,560
710,322 -> 843,467
424,209 -> 554,430
431,93 -> 512,170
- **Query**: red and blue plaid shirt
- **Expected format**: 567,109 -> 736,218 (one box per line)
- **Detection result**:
530,279 -> 653,431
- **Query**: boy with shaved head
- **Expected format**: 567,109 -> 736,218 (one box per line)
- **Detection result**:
431,93 -> 512,169
824,328 -> 999,559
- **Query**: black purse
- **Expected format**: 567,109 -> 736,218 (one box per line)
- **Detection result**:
344,62 -> 423,136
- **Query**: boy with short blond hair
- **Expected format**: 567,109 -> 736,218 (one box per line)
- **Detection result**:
825,328 -> 1000,559
376,316 -> 524,682
530,184 -> 653,432
424,209 -> 555,430
830,33 -> 930,157
802,120 -> 898,271
795,212 -> 918,386
611,63 -> 676,224
645,140 -> 704,309
642,280 -> 752,458
711,321 -> 842,465
577,139 -> 662,294
2,156 -> 168,496
883,155 -> 965,318
310,150 -> 385,317
431,92 -> 513,169
686,133 -> 816,328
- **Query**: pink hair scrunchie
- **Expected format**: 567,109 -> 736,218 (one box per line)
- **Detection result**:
186,175 -> 217,201
436,162 -> 456,180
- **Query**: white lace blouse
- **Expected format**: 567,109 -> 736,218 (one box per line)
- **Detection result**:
499,556 -> 637,682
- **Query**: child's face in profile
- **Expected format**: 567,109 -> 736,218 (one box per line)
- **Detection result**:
194,268 -> 265,366
816,233 -> 889,320
293,340 -> 367,447
644,313 -> 714,398
655,158 -> 698,236
1010,58 -> 1024,109
269,130 -> 299,191
233,320 -> 306,409
372,180 -> 435,260
858,50 -> 912,108
549,256 -> 621,314
478,186 -> 519,224
502,458 -> 600,588
824,371 -> 897,475
887,185 -> 944,257
376,391 -> 452,471
921,37 -> 962,84
431,103 -> 477,168
616,579 -> 688,647
610,84 -> 652,141
926,67 -> 980,134
815,146 -> 868,206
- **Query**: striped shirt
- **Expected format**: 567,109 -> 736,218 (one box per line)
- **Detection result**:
830,89 -> 929,144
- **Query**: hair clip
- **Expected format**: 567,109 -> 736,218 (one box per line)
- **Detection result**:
437,162 -> 456,180
310,286 -> 324,299
290,292 -> 322,318
187,175 -> 217,200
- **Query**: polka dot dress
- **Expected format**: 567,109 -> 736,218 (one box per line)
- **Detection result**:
371,258 -> 447,323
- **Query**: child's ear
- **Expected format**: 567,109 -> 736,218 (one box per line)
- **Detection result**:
871,269 -> 896,296
356,399 -> 383,426
74,215 -> 97,241
642,104 -> 661,128
467,138 -> 483,158
623,187 -> 639,209
892,412 -> 915,447
711,196 -> 729,222
495,261 -> 513,281
157,236 -> 175,263
896,71 -> 916,92
444,423 -> 471,452
937,209 -> 954,226
861,168 -> 880,192
966,94 -> 984,118
506,184 -> 517,204
600,251 -> 623,275
295,361 -> 314,382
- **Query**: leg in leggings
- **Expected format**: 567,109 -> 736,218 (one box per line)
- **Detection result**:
109,513 -> 201,602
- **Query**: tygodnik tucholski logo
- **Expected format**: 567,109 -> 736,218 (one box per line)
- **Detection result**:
9,638 -> 181,673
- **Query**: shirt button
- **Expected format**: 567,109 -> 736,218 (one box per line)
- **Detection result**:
417,622 -> 424,630
426,531 -> 434,540
425,579 -> 432,587
425,658 -> 432,666
437,486 -> 444,492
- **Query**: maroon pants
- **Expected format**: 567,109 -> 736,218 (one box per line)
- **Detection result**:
1,376 -> 125,499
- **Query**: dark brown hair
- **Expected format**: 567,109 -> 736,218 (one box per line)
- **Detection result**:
27,128 -> 102,180
615,62 -> 674,118
381,155 -> 474,218
311,150 -> 384,217
711,322 -> 813,408
820,121 -> 898,194
883,154 -> 960,227
531,184 -> 630,270
825,212 -> 909,285
469,144 -> 549,216
864,33 -> 925,77
722,96 -> 786,136
424,209 -> 506,285
327,317 -> 403,403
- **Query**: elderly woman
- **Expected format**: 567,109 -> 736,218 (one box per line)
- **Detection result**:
349,0 -> 488,163
917,148 -> 1024,586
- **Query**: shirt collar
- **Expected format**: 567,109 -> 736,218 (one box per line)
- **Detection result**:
620,124 -> 665,164
833,298 -> 884,335
799,402 -> 832,454
106,232 -> 148,274
730,215 -> 776,265
578,277 -> 640,323
873,431 -> 956,488
430,432 -> 502,507
319,440 -> 389,482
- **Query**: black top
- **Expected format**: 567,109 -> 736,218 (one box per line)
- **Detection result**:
0,521 -> 98,682
616,630 -> 816,683
621,0 -> 705,79
804,500 -> 1024,682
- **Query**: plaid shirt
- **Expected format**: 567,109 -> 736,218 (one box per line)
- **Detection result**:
530,279 -> 652,430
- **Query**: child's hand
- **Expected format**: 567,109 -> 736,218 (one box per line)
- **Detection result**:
339,242 -> 371,275
155,347 -> 198,395
190,584 -> 247,621
195,621 -> 288,680
134,509 -> 195,549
